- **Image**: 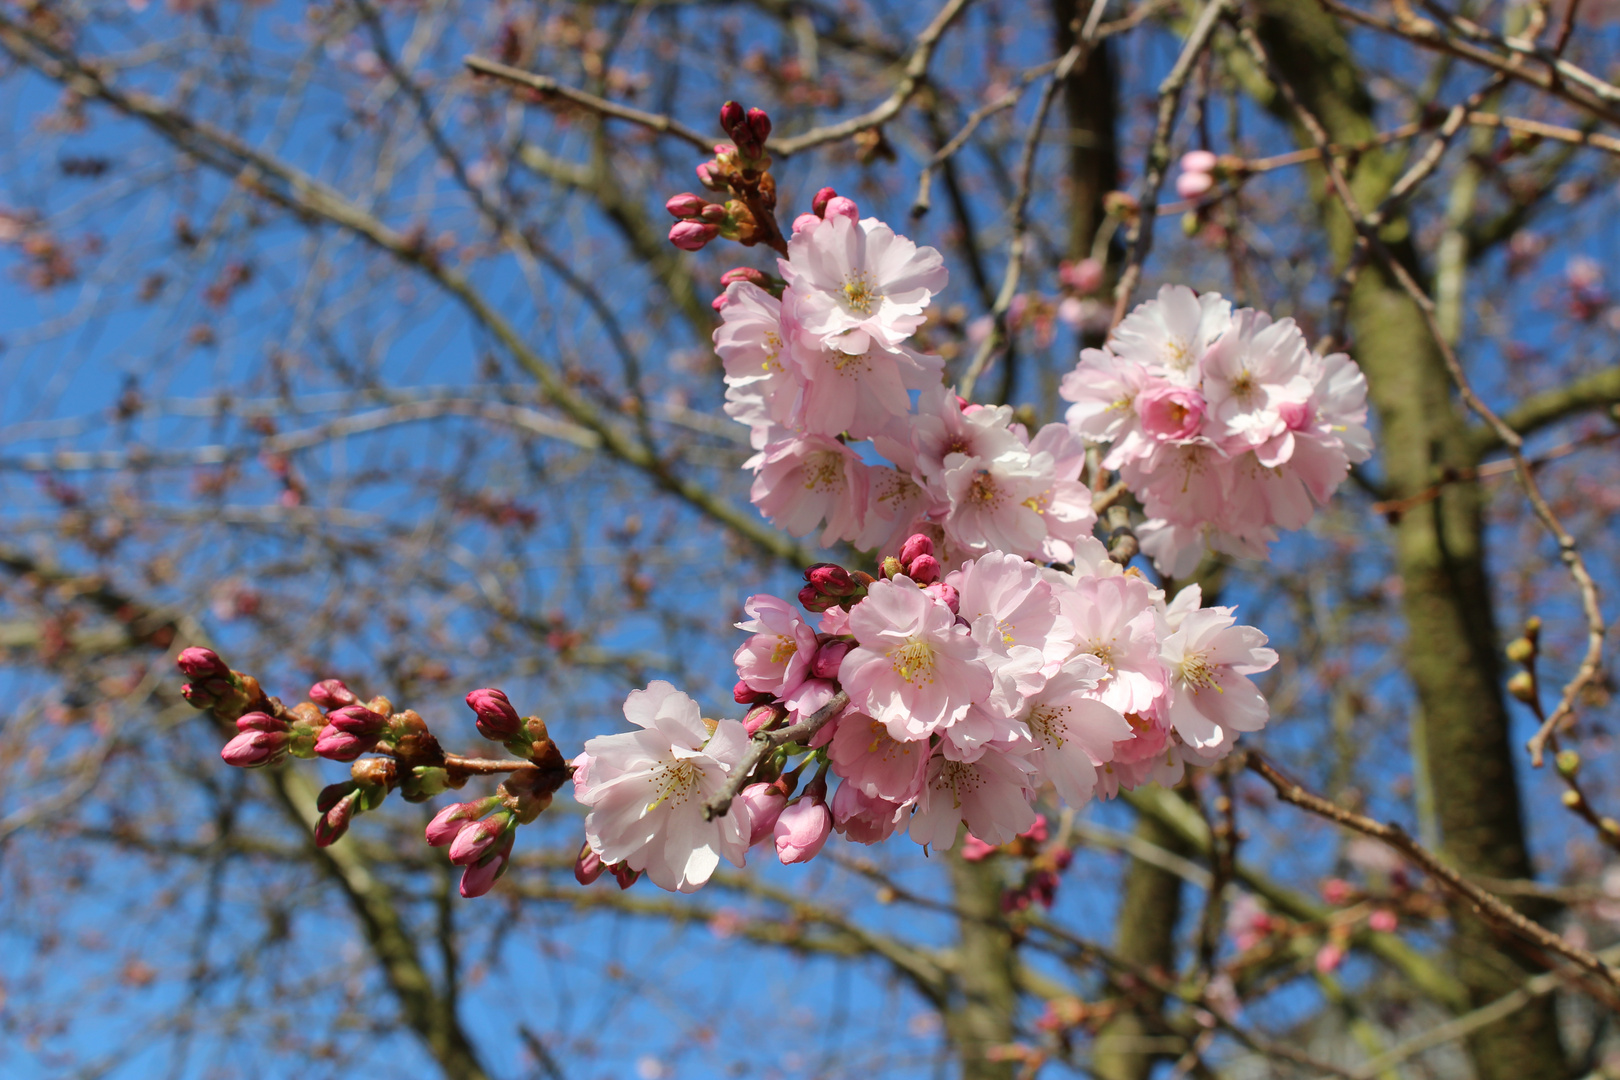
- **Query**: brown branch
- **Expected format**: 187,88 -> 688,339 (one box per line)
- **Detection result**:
701,689 -> 848,821
463,55 -> 714,153
1245,751 -> 1620,997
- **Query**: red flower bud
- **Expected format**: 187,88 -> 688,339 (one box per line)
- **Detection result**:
314,788 -> 359,847
669,220 -> 719,251
308,679 -> 358,709
313,724 -> 374,762
907,554 -> 941,585
221,729 -> 289,768
236,710 -> 287,734
810,639 -> 852,680
898,533 -> 935,565
746,107 -> 771,143
822,195 -> 859,223
804,563 -> 857,595
426,800 -> 492,847
720,266 -> 770,289
798,584 -> 836,613
812,187 -> 838,217
449,811 -> 512,866
665,192 -> 708,220
327,704 -> 387,737
177,646 -> 231,681
734,679 -> 774,706
719,101 -> 746,136
610,862 -> 640,889
465,687 -> 522,741
574,842 -> 605,885
743,701 -> 786,735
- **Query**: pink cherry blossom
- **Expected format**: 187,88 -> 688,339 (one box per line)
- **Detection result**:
774,791 -> 833,863
1021,656 -> 1132,806
909,748 -> 1037,851
573,681 -> 752,893
732,594 -> 819,698
827,711 -> 928,802
940,447 -> 1052,558
1137,380 -> 1208,442
830,783 -> 909,844
839,576 -> 993,741
715,281 -> 804,428
1053,572 -> 1165,716
1110,284 -> 1231,386
1160,607 -> 1278,751
780,214 -> 948,353
748,433 -> 869,545
1200,308 -> 1313,455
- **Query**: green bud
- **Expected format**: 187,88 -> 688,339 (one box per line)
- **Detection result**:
1562,789 -> 1583,809
1556,750 -> 1581,778
1505,637 -> 1535,665
1506,670 -> 1537,703
1181,210 -> 1200,237
1524,615 -> 1542,642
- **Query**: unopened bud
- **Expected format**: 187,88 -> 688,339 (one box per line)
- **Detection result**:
327,703 -> 388,738
696,160 -> 727,192
177,647 -> 231,681
739,782 -> 789,846
1180,149 -> 1218,175
314,786 -> 360,847
221,728 -> 289,768
1562,789 -> 1583,809
308,678 -> 358,709
720,266 -> 770,289
798,584 -> 837,613
907,554 -> 941,585
810,639 -> 852,680
1507,670 -> 1537,703
898,534 -> 935,565
804,563 -> 858,596
403,765 -> 452,801
1175,170 -> 1215,200
1601,817 -> 1620,838
236,710 -> 287,734
811,187 -> 838,217
181,682 -> 217,710
313,724 -> 374,762
427,798 -> 496,847
449,810 -> 514,866
1556,749 -> 1582,777
610,861 -> 641,889
669,220 -> 719,251
743,701 -> 785,735
774,791 -> 832,865
735,679 -> 774,706
665,192 -> 708,220
575,842 -> 606,885
880,555 -> 904,580
925,581 -> 960,615
823,195 -> 859,223
699,202 -> 728,224
719,100 -> 746,137
791,212 -> 821,237
459,831 -> 515,898
465,687 -> 522,741
746,107 -> 771,143
1181,210 -> 1201,237
1505,637 -> 1535,665
1524,615 -> 1542,642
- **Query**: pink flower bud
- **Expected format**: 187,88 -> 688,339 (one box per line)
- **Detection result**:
181,682 -> 216,710
313,724 -> 373,762
308,679 -> 358,709
746,107 -> 771,143
734,679 -> 773,706
610,862 -> 640,889
1021,814 -> 1049,843
459,854 -> 505,898
465,687 -> 522,741
960,833 -> 997,861
327,704 -> 387,737
665,192 -> 708,220
791,212 -> 821,236
177,646 -> 230,681
925,582 -> 960,614
1368,909 -> 1398,933
448,812 -> 511,866
742,701 -> 785,734
314,789 -> 359,847
906,554 -> 941,586
810,639 -> 852,680
235,710 -> 286,734
719,100 -> 746,136
811,187 -> 838,217
804,563 -> 857,595
1175,170 -> 1215,199
739,782 -> 789,846
574,843 -> 605,885
669,220 -> 719,251
1314,942 -> 1345,974
426,801 -> 484,847
1059,257 -> 1104,295
898,534 -> 934,565
221,729 -> 288,768
1180,149 -> 1218,175
774,794 -> 832,864
798,584 -> 836,613
720,266 -> 769,289
823,196 -> 859,223
1321,877 -> 1353,906
696,161 -> 727,192
698,202 -> 729,224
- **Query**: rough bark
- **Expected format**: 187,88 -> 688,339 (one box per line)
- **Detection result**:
1254,5 -> 1570,1076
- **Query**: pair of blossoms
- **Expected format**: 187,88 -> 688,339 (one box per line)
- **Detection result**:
571,531 -> 1277,893
714,194 -> 1370,579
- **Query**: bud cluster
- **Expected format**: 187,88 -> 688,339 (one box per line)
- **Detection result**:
665,101 -> 781,254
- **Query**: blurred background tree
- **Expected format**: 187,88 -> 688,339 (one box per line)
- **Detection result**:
2,0 -> 1619,1077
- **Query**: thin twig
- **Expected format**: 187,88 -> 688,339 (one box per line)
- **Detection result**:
1245,751 -> 1620,996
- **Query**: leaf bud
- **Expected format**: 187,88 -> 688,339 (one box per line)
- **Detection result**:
1505,637 -> 1535,665
1506,670 -> 1537,703
1562,789 -> 1583,809
1556,749 -> 1581,777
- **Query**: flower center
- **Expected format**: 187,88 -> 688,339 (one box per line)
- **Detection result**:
1179,650 -> 1219,690
646,759 -> 702,812
841,273 -> 882,314
830,348 -> 870,373
762,330 -> 783,373
770,635 -> 798,665
933,760 -> 984,809
890,639 -> 937,686
1028,703 -> 1071,748
1084,639 -> 1117,671
968,470 -> 1003,506
803,451 -> 845,492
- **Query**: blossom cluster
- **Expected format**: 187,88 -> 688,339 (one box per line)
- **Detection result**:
1060,285 -> 1372,576
716,197 -> 1098,563
570,532 -> 1277,893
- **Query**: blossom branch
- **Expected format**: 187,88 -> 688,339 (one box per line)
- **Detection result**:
702,690 -> 849,822
462,55 -> 714,153
1245,750 -> 1620,997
